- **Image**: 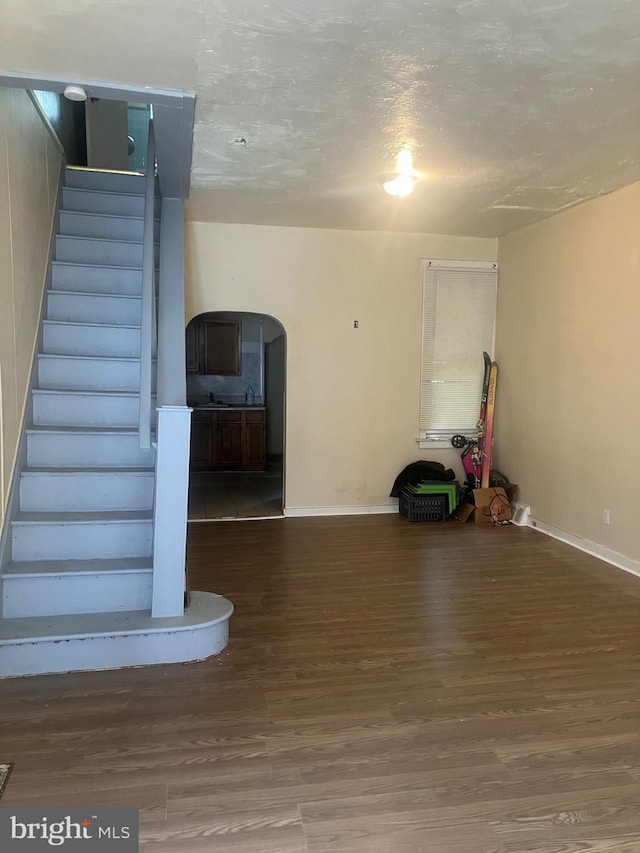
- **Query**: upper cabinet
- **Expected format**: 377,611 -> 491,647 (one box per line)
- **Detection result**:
202,320 -> 241,375
186,319 -> 241,375
185,321 -> 201,373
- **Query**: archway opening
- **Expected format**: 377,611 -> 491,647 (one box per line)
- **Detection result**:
185,311 -> 286,520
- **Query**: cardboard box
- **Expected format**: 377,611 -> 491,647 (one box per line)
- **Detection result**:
452,487 -> 512,524
471,487 -> 511,523
451,501 -> 474,522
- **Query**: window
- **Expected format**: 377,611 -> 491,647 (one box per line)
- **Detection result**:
418,259 -> 497,447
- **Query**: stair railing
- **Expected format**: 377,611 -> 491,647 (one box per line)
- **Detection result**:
138,119 -> 157,450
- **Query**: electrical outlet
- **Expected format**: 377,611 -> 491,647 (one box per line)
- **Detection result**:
603,509 -> 610,525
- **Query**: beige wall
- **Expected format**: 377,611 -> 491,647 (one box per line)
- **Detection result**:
0,88 -> 62,524
496,180 -> 640,561
186,221 -> 496,510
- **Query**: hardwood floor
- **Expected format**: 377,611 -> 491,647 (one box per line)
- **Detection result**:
3,515 -> 640,851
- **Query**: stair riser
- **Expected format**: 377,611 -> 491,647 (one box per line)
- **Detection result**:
65,170 -> 146,194
56,236 -> 154,268
48,292 -> 141,325
20,473 -> 155,513
0,605 -> 230,678
27,432 -> 155,468
43,323 -> 141,358
52,262 -> 142,295
33,392 -> 153,428
63,187 -> 147,217
38,356 -> 155,393
12,520 -> 153,561
3,572 -> 153,618
59,212 -> 160,243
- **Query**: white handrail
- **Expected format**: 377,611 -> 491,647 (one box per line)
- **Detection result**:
138,120 -> 156,450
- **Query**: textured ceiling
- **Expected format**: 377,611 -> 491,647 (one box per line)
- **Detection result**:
3,0 -> 640,235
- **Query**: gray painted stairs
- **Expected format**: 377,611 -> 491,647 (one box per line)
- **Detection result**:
0,168 -> 232,676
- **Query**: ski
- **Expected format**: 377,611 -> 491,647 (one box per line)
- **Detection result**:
478,352 -> 492,438
474,351 -> 492,487
452,352 -> 492,488
480,360 -> 498,488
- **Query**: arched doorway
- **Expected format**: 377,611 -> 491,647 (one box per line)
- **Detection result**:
185,311 -> 285,520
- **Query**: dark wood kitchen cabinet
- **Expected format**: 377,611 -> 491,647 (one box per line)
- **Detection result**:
190,410 -> 213,467
185,318 -> 241,375
202,321 -> 241,375
215,411 -> 244,470
185,322 -> 201,373
189,408 -> 266,471
244,410 -> 267,470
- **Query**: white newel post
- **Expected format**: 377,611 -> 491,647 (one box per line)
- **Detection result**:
151,405 -> 192,617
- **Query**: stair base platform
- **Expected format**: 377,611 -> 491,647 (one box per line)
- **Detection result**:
0,591 -> 233,678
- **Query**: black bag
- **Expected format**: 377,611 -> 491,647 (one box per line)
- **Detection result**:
390,461 -> 456,498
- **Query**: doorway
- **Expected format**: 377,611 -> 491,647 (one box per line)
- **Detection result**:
186,311 -> 285,521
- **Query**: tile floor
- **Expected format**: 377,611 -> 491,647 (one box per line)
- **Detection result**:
187,470 -> 284,520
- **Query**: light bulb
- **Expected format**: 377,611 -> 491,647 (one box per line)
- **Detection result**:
382,174 -> 417,197
397,148 -> 413,175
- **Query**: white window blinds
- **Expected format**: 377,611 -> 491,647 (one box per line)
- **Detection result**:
420,260 -> 497,438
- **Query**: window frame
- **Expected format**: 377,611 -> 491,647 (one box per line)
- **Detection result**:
417,258 -> 497,450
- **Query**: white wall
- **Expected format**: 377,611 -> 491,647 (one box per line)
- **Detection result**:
496,179 -> 640,562
186,221 -> 496,510
0,88 -> 62,526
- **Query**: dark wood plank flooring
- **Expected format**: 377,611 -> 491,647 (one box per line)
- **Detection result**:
3,515 -> 640,852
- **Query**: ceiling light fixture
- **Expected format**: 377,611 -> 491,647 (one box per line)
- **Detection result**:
382,147 -> 418,197
63,85 -> 88,102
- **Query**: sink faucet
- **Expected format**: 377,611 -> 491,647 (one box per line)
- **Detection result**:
209,393 -> 214,403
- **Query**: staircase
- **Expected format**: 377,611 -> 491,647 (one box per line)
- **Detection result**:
0,167 -> 233,678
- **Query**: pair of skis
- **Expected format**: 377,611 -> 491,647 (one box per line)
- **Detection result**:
452,352 -> 497,488
480,353 -> 498,488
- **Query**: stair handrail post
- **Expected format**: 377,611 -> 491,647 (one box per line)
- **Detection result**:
138,119 -> 156,450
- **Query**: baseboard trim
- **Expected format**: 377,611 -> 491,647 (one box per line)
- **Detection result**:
528,517 -> 640,580
188,515 -> 284,523
285,504 -> 398,518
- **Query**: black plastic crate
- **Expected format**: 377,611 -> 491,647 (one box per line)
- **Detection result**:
399,489 -> 449,522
